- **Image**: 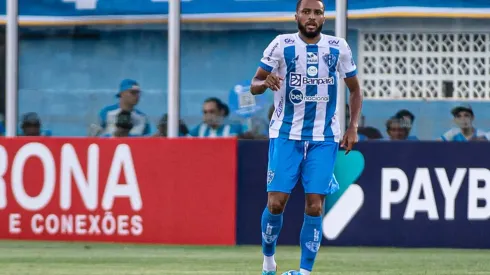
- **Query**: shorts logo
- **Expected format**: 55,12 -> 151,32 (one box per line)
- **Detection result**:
307,52 -> 318,64
307,66 -> 318,76
289,89 -> 329,105
289,73 -> 334,87
267,170 -> 275,185
323,53 -> 338,70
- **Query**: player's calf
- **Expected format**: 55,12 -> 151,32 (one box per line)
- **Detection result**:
299,194 -> 325,275
262,192 -> 289,273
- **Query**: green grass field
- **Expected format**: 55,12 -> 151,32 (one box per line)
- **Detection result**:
1,241 -> 490,275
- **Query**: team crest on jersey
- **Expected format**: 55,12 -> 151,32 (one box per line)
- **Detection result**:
307,52 -> 318,64
323,53 -> 338,70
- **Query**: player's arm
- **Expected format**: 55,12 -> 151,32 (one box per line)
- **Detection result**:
339,39 -> 363,153
339,39 -> 363,129
251,36 -> 283,95
345,77 -> 362,128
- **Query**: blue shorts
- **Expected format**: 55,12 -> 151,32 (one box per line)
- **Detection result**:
266,137 -> 339,195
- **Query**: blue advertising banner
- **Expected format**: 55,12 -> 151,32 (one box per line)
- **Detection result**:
1,0 -> 489,25
237,141 -> 490,248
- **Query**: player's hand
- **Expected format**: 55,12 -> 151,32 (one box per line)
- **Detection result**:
341,126 -> 358,155
263,74 -> 284,91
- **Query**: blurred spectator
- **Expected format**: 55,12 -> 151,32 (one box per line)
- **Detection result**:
395,109 -> 418,140
189,97 -> 243,138
385,116 -> 409,141
19,112 -> 52,136
440,105 -> 488,141
96,79 -> 151,137
101,110 -> 135,138
357,126 -> 383,140
154,114 -> 189,137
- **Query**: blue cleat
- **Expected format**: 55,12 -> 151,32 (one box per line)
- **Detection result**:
262,266 -> 278,275
280,271 -> 303,275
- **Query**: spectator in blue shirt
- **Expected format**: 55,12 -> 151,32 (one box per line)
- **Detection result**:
395,109 -> 418,141
97,79 -> 151,137
189,97 -> 243,138
440,105 -> 488,141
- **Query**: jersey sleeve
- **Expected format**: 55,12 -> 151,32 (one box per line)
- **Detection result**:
259,36 -> 282,73
338,39 -> 357,79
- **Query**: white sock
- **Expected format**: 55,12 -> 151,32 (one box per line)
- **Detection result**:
263,255 -> 276,271
300,268 -> 311,275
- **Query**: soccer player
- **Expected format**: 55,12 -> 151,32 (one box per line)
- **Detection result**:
250,0 -> 362,274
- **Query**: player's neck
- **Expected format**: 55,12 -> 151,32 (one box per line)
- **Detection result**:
119,102 -> 133,111
298,33 -> 321,45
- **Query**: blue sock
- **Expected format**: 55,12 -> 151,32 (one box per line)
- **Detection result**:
300,214 -> 323,272
261,207 -> 283,256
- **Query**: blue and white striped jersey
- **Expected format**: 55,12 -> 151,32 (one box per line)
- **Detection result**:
98,104 -> 151,136
259,33 -> 357,142
441,128 -> 488,141
189,123 -> 243,138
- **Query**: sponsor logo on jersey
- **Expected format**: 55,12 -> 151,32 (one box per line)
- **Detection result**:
268,42 -> 279,57
284,38 -> 295,44
307,52 -> 318,64
289,73 -> 334,87
307,66 -> 318,76
289,89 -> 330,105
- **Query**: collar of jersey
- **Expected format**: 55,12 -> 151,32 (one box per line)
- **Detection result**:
295,32 -> 324,46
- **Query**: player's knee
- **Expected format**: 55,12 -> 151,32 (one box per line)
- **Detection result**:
305,202 -> 323,217
268,198 -> 286,215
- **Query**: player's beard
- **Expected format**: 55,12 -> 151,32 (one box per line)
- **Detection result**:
298,21 -> 323,39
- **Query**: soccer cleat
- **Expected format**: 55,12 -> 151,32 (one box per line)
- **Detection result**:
280,271 -> 303,275
262,266 -> 278,275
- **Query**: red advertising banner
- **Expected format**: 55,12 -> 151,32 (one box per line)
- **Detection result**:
0,137 -> 237,245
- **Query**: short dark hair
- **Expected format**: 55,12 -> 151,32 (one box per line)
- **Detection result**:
204,97 -> 230,117
296,0 -> 324,11
395,109 -> 415,122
